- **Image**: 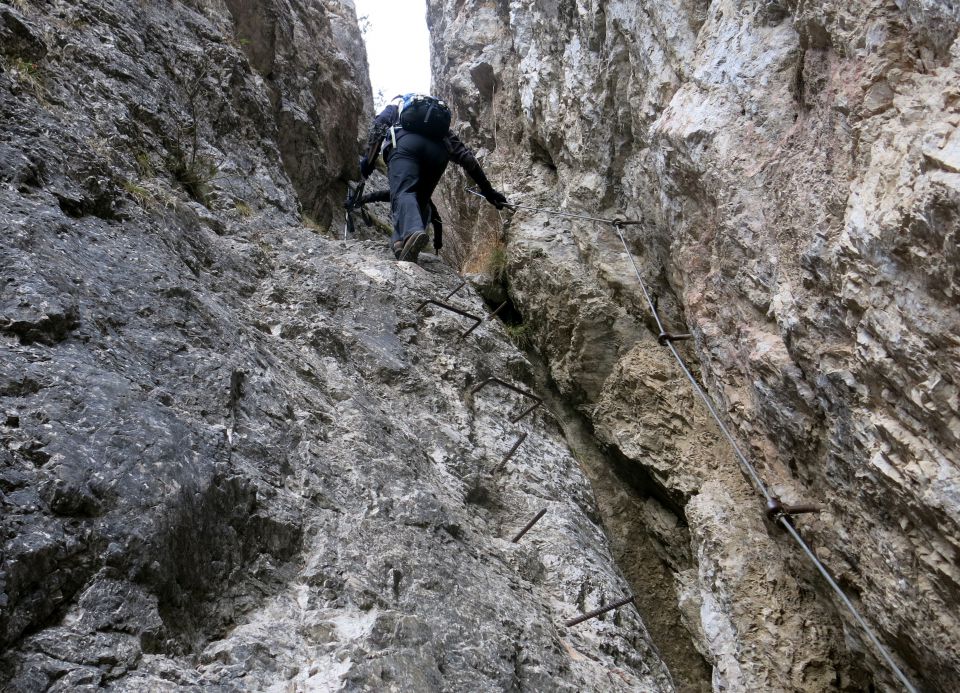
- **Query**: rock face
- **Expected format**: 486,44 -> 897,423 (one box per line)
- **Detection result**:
428,0 -> 960,691
0,0 -> 681,689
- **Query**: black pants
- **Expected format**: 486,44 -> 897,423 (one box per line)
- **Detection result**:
385,131 -> 449,248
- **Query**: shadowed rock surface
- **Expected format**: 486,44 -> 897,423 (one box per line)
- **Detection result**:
5,0 -> 958,690
0,0 -> 680,690
428,0 -> 959,691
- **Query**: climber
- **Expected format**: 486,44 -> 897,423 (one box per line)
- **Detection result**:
358,93 -> 508,262
354,188 -> 445,254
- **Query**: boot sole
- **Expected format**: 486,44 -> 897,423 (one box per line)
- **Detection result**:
399,231 -> 428,263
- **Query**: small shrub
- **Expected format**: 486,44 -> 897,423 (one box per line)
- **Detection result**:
166,55 -> 223,206
168,147 -> 218,205
234,201 -> 253,217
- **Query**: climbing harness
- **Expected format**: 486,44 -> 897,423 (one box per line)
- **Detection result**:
462,187 -> 919,693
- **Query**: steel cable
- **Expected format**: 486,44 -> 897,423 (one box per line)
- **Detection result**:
468,187 -> 919,693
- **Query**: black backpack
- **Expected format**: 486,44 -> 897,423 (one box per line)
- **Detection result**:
395,93 -> 452,139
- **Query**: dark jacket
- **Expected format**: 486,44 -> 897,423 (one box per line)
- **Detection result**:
369,103 -> 494,192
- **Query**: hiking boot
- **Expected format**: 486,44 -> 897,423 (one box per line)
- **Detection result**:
398,230 -> 428,263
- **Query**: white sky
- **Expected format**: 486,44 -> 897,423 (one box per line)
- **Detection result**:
353,0 -> 433,112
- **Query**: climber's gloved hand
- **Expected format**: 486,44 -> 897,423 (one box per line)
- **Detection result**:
359,155 -> 375,178
481,186 -> 509,210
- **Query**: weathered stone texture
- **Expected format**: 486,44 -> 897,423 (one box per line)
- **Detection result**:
429,0 -> 960,690
0,0 -> 679,689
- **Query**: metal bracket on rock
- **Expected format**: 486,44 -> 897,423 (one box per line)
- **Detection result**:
488,301 -> 509,321
494,432 -> 527,474
444,280 -> 467,300
766,497 -> 822,524
470,377 -> 543,422
510,507 -> 546,543
657,331 -> 692,346
564,595 -> 636,628
416,299 -> 483,339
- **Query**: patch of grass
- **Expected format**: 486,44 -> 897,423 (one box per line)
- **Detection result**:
370,213 -> 393,236
121,179 -> 154,207
234,201 -> 253,217
463,233 -> 508,282
302,213 -> 324,233
487,245 -> 508,284
226,34 -> 252,51
134,152 -> 156,178
168,148 -> 218,205
7,57 -> 45,99
504,322 -> 533,351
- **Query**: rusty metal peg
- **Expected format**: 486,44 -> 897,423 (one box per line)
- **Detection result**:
564,595 -> 635,628
510,508 -> 546,543
487,301 -> 509,321
444,280 -> 467,300
657,331 -> 693,346
470,377 -> 543,422
416,299 -> 483,339
766,496 -> 822,523
494,432 -> 527,474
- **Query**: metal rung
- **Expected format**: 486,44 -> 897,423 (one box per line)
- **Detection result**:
416,299 -> 483,339
444,280 -> 467,300
470,377 -> 543,422
510,508 -> 547,543
564,595 -> 635,627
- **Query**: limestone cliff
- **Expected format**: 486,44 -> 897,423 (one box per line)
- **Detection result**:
1,1 -> 681,690
428,0 -> 959,691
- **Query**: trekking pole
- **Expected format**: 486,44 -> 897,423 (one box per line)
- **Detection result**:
343,178 -> 368,240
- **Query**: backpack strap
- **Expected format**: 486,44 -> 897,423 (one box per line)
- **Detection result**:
389,94 -> 405,149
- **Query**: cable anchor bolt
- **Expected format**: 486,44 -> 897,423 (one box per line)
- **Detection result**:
766,496 -> 822,523
657,332 -> 693,346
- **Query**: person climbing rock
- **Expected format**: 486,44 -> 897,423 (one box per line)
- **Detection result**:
355,188 -> 445,254
359,93 -> 508,262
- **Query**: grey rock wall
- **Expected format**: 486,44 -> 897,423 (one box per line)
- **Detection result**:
0,0 -> 681,689
428,0 -> 960,690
